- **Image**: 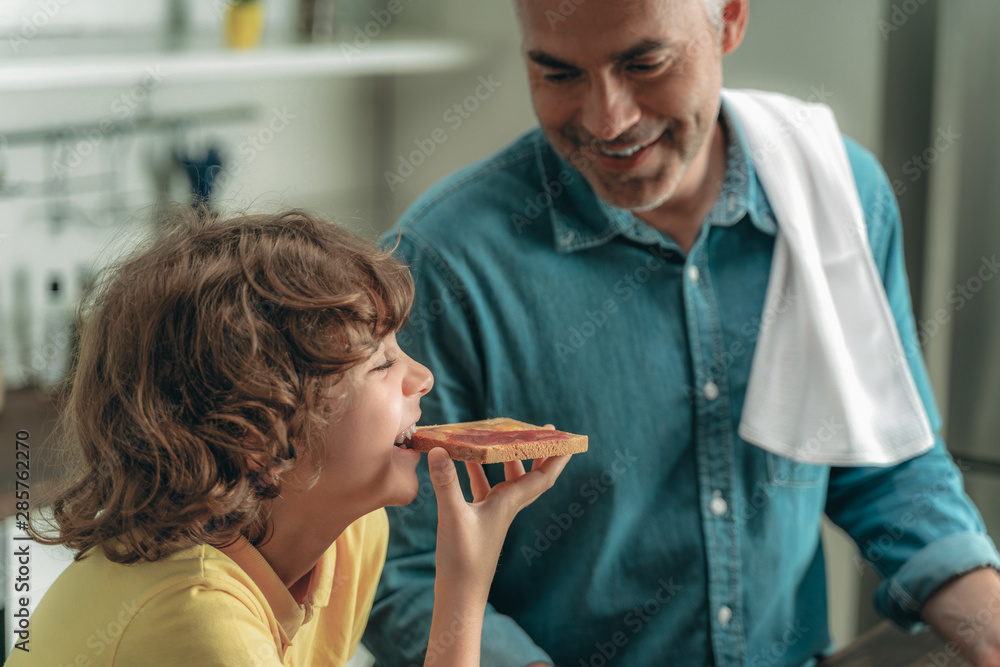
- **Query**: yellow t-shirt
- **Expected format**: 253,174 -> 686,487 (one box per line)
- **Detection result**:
8,509 -> 388,667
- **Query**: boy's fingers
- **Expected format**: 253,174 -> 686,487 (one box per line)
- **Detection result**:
504,470 -> 558,510
502,454 -> 574,512
503,459 -> 526,481
530,456 -> 552,469
533,453 -> 572,477
428,448 -> 464,508
466,461 -> 491,502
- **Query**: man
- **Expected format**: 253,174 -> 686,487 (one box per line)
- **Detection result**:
363,1 -> 1000,665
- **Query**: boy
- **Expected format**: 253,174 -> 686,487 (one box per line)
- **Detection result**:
12,208 -> 571,666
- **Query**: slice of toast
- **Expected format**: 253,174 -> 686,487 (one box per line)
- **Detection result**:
407,418 -> 588,464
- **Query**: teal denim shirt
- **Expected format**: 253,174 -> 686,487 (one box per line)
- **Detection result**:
363,103 -> 1000,667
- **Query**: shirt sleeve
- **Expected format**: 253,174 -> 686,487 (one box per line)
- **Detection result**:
824,139 -> 1000,629
114,581 -> 285,666
362,229 -> 554,667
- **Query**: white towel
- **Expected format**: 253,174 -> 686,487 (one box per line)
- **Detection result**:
723,89 -> 934,466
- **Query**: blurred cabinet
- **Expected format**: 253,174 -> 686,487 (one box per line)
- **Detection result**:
0,34 -> 484,392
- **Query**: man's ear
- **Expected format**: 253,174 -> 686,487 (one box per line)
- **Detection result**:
720,0 -> 749,56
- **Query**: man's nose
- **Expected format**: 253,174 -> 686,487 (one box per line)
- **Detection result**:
581,73 -> 641,142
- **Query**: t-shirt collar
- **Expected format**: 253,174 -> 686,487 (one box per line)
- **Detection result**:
218,536 -> 332,651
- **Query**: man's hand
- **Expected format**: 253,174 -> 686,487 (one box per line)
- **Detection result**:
922,566 -> 1000,666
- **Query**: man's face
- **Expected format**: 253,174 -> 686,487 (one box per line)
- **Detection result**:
520,0 -> 733,211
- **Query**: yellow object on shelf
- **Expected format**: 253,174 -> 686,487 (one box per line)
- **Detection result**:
226,1 -> 266,50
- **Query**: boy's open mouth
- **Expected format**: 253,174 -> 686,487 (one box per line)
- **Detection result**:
394,423 -> 416,449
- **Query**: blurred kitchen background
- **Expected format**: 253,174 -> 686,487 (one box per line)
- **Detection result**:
0,0 -> 998,661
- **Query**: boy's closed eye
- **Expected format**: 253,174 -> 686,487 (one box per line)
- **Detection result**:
371,357 -> 397,373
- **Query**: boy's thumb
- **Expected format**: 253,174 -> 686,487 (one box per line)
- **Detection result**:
428,448 -> 461,503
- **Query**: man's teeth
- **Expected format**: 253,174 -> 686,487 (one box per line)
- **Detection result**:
601,142 -> 648,157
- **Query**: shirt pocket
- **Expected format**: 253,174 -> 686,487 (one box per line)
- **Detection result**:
766,453 -> 827,488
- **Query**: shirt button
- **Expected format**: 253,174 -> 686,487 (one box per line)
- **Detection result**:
718,605 -> 733,627
703,380 -> 719,401
687,265 -> 700,283
709,492 -> 728,516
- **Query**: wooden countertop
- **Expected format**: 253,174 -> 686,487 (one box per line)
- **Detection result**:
818,621 -> 971,666
0,387 -> 64,517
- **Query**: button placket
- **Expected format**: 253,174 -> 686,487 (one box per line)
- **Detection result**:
709,490 -> 728,516
703,380 -> 720,401
686,242 -> 746,664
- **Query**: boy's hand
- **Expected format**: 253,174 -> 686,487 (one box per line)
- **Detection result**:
429,438 -> 571,602
422,425 -> 570,666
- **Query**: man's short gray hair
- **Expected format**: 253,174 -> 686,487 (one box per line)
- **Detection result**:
513,0 -> 728,30
700,0 -> 727,29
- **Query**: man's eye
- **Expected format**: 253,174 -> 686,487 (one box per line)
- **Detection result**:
543,69 -> 579,83
628,60 -> 667,74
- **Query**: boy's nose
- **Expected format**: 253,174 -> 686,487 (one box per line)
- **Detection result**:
406,358 -> 434,397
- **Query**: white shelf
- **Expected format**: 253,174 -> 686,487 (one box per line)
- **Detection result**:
0,37 -> 481,92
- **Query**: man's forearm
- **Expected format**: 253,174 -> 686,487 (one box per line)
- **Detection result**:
922,566 -> 1000,666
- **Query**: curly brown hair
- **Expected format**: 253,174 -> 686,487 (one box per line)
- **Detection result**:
31,207 -> 413,564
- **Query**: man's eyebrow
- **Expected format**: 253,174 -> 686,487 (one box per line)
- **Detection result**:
613,39 -> 671,64
527,39 -> 671,69
527,51 -> 577,69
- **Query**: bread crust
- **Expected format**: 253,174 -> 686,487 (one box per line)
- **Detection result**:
407,418 -> 588,463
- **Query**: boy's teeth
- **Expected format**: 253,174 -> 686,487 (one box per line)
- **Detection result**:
395,424 -> 416,446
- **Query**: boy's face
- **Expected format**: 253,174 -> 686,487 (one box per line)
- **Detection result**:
314,333 -> 433,510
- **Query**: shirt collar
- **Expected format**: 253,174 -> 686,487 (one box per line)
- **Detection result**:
539,94 -> 778,254
708,96 -> 778,235
218,537 -> 333,652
